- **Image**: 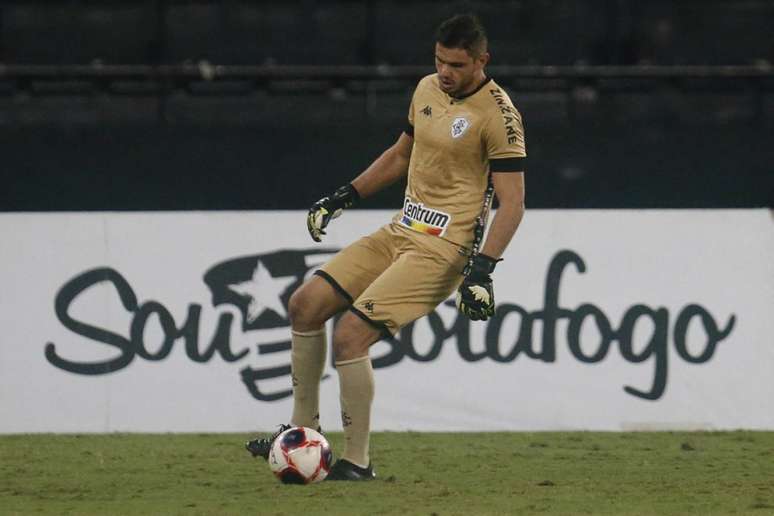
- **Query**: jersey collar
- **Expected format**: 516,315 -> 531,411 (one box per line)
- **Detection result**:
449,76 -> 492,102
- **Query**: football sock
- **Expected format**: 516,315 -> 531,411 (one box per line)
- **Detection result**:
290,328 -> 327,429
335,355 -> 375,469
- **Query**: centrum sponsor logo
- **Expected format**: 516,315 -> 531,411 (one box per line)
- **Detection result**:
400,197 -> 451,236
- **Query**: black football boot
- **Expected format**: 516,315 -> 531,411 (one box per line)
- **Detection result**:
325,459 -> 376,481
244,424 -> 293,460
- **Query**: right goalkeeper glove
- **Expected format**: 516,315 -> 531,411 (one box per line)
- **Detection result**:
306,184 -> 360,242
456,253 -> 500,321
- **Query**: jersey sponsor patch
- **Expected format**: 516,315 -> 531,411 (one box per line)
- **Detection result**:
451,117 -> 470,138
400,197 -> 451,237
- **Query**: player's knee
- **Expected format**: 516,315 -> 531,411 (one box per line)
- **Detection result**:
288,287 -> 323,331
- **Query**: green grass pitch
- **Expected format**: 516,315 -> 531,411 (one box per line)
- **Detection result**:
1,432 -> 773,515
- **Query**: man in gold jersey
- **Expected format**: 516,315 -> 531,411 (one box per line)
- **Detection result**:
246,14 -> 526,481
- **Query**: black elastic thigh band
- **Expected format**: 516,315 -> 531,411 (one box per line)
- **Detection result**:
313,270 -> 354,304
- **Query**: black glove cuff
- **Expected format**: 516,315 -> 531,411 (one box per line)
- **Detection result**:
465,253 -> 501,280
331,183 -> 360,209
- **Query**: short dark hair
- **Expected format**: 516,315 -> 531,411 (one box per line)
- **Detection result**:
435,14 -> 488,57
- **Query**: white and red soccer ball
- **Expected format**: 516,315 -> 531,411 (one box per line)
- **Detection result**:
268,427 -> 333,484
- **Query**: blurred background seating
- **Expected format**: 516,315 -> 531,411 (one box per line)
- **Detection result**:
0,0 -> 772,211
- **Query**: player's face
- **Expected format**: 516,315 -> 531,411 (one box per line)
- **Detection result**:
434,43 -> 488,97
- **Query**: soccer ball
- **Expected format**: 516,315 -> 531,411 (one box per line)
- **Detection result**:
268,426 -> 333,484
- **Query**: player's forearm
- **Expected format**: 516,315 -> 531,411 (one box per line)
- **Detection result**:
350,146 -> 410,199
480,202 -> 524,260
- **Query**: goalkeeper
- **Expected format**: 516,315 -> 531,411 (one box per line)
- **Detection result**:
247,13 -> 526,481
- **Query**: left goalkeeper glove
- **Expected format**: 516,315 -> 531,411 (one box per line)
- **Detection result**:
306,184 -> 360,242
455,253 -> 501,321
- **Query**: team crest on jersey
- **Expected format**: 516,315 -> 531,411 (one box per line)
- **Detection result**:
451,117 -> 470,138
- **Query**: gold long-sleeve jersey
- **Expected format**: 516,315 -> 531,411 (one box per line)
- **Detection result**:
394,73 -> 527,249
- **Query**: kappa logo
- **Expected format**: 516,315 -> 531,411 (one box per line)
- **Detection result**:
451,117 -> 470,138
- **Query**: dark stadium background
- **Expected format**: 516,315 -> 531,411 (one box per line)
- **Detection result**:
0,0 -> 772,212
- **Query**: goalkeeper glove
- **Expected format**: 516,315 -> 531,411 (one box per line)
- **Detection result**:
306,184 -> 360,242
456,253 -> 501,321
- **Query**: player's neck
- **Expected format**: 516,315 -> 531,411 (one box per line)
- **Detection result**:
452,73 -> 489,100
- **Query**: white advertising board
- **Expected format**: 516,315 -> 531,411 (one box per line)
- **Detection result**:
0,209 -> 772,433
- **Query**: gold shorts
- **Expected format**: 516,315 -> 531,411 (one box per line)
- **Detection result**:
316,222 -> 468,336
